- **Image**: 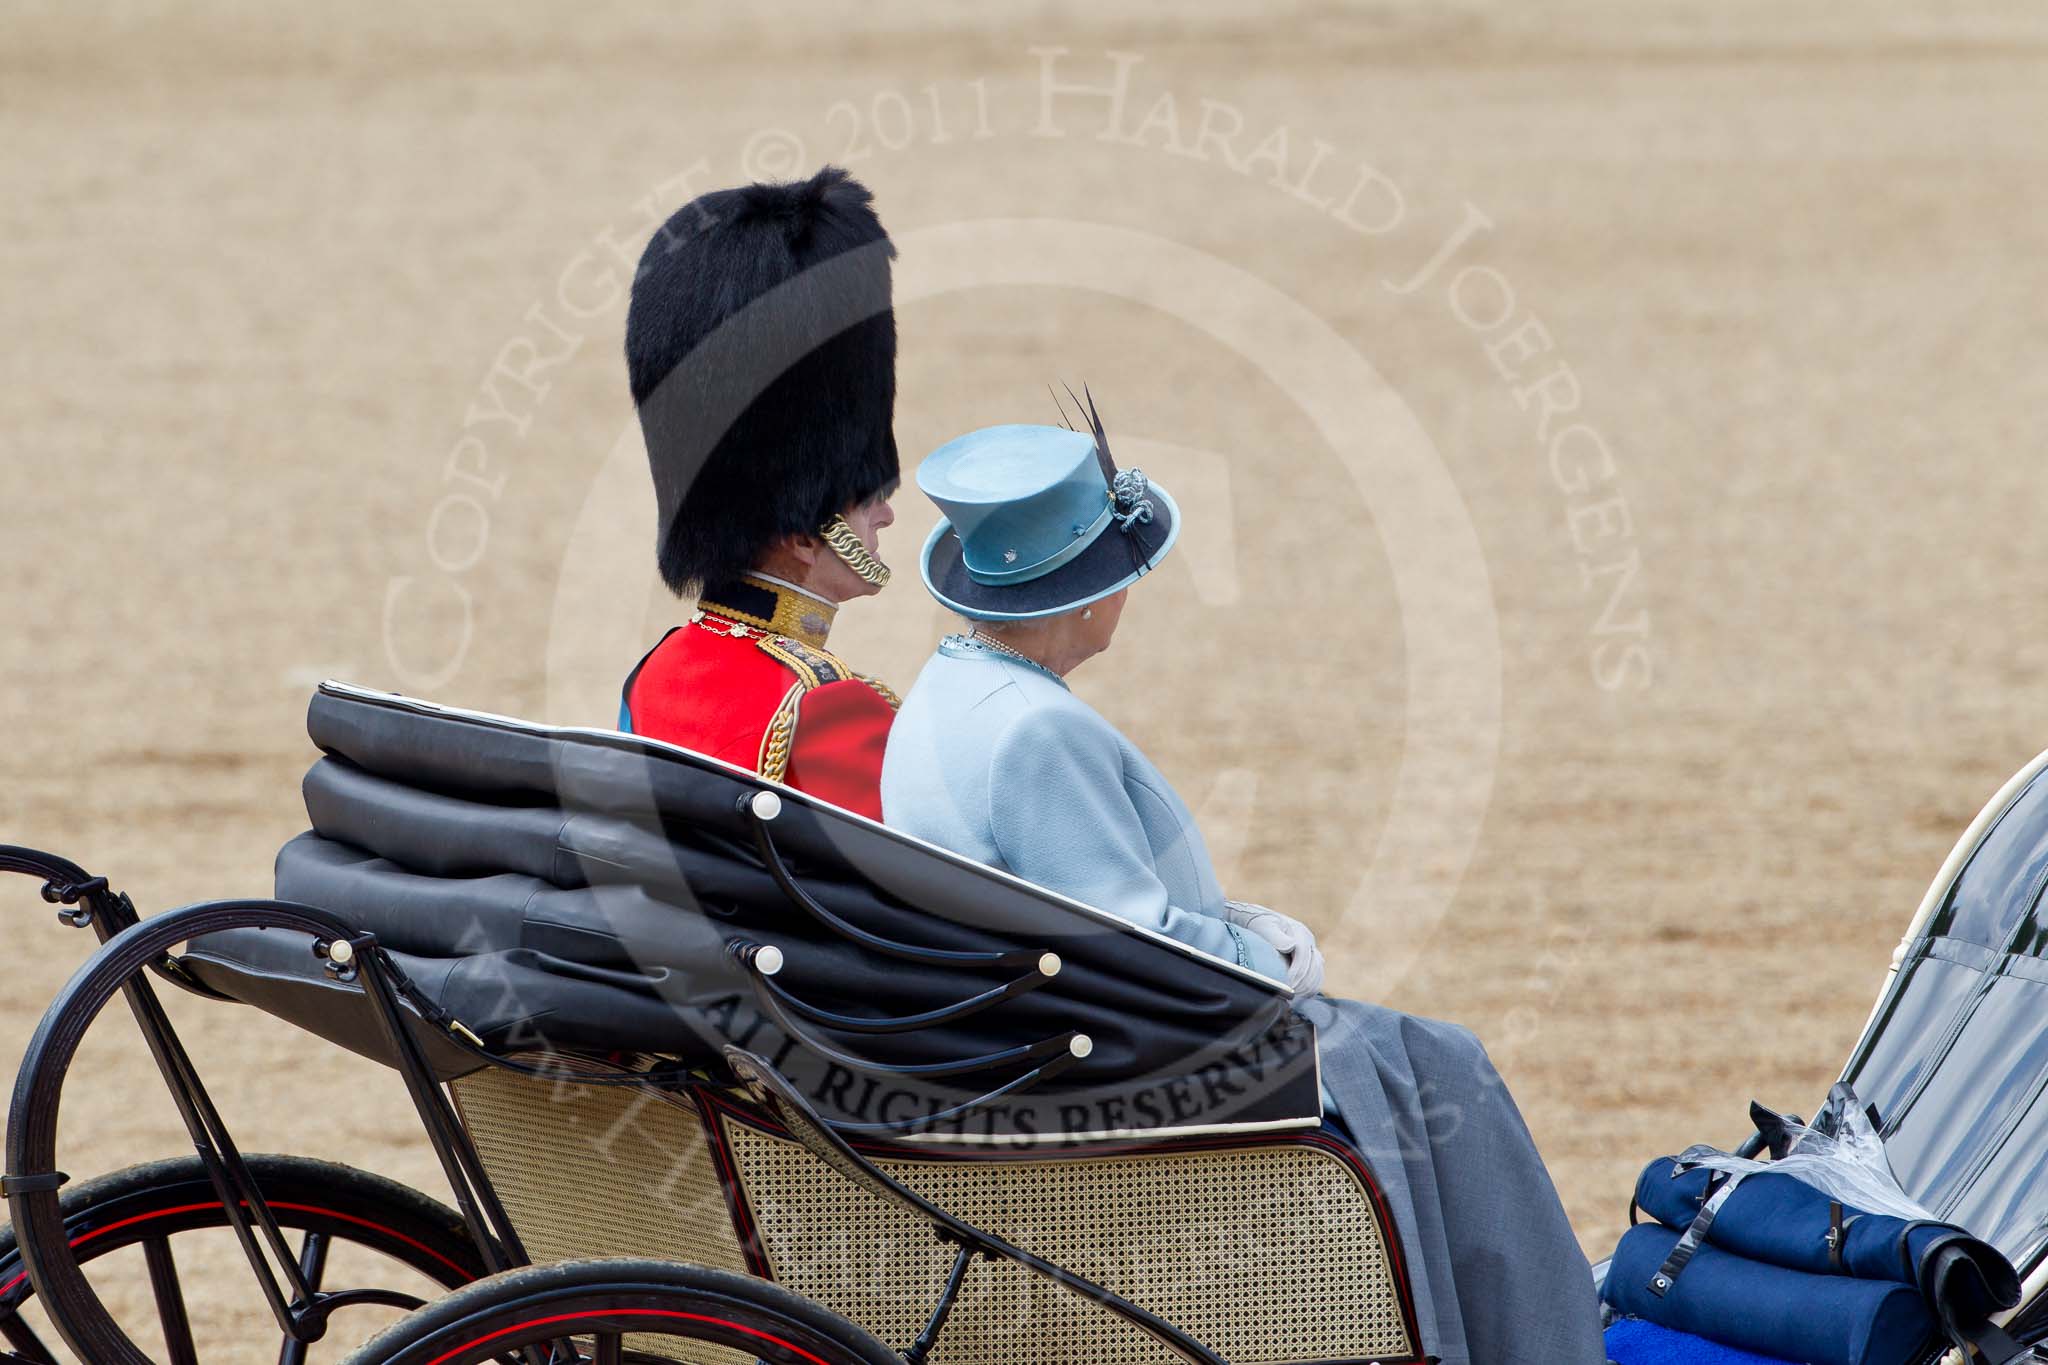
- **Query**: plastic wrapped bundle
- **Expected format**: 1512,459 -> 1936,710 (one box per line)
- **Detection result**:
1602,1087 -> 2020,1365
1635,1157 -> 2018,1331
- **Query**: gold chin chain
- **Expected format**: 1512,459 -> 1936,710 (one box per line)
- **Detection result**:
820,515 -> 891,587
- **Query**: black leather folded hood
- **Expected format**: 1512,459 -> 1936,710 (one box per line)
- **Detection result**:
182,683 -> 1319,1144
1839,754 -> 2048,1272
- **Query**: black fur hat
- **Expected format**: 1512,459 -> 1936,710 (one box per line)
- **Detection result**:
626,166 -> 898,595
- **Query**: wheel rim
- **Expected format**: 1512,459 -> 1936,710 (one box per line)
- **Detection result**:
4,900 -> 367,1363
350,1269 -> 899,1365
420,1306 -> 843,1365
0,1156 -> 482,1364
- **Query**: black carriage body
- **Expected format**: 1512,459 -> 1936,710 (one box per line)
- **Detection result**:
180,682 -> 1321,1143
4,684 -> 1408,1365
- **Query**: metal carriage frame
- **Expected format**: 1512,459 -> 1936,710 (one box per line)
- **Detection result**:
0,815 -> 1420,1365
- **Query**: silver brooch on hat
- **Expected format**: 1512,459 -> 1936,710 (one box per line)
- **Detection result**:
1052,382 -> 1155,535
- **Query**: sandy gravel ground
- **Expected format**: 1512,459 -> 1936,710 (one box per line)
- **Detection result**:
4,2 -> 2046,1358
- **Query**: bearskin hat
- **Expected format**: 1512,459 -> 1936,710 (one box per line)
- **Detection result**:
626,166 -> 898,596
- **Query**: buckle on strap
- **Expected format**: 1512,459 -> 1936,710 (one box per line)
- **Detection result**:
1,1170 -> 69,1198
1649,1172 -> 1742,1297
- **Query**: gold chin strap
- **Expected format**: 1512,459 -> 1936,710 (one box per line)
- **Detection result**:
820,515 -> 891,587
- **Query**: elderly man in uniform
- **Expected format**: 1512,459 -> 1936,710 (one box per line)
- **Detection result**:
619,167 -> 901,819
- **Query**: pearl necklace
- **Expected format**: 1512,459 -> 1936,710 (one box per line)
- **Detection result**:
951,632 -> 1068,686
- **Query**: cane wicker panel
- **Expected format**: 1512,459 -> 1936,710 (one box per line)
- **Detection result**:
720,1112 -> 1416,1365
451,1067 -> 753,1364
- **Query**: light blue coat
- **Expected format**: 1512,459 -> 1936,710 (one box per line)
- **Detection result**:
879,643 -> 1608,1363
879,638 -> 1288,984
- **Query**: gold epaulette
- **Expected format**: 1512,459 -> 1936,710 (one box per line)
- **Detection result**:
754,635 -> 900,783
854,671 -> 902,708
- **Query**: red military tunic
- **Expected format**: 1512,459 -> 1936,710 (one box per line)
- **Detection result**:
620,576 -> 898,820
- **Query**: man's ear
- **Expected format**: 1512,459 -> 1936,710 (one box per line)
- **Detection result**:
782,531 -> 821,569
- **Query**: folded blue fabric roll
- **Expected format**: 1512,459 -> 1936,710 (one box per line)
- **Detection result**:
1634,1157 -> 2018,1321
1605,1223 -> 1937,1365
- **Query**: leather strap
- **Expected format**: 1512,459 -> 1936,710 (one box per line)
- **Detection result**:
1650,1172 -> 1740,1296
0,1170 -> 69,1197
1961,1322 -> 2043,1364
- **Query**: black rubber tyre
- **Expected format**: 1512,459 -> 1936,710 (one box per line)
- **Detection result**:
0,1152 -> 485,1363
343,1258 -> 901,1365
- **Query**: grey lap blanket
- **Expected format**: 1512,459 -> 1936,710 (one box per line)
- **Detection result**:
1298,996 -> 1608,1365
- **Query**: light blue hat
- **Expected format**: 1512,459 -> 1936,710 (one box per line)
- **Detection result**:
917,404 -> 1179,621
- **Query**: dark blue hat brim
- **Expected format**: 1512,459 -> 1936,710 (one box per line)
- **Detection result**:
918,482 -> 1179,621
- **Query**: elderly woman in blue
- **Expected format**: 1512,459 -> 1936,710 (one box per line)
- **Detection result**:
881,404 -> 1605,1365
879,421 -> 1316,991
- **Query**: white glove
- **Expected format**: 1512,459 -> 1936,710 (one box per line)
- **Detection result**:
1224,900 -> 1325,1001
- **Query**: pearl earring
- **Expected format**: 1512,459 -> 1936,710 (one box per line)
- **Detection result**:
1082,608 -> 1093,620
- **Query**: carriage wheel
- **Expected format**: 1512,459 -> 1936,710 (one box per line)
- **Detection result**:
342,1259 -> 900,1365
0,1152 -> 484,1363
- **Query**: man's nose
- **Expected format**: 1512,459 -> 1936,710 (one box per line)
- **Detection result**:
874,501 -> 896,530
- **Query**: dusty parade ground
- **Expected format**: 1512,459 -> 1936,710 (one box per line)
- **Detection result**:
5,1 -> 2047,1357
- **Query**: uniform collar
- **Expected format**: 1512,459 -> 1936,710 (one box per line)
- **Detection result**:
696,573 -> 838,648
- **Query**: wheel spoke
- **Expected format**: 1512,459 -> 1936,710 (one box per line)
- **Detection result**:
0,1310 -> 62,1365
278,1315 -> 309,1363
592,1333 -> 623,1365
297,1230 -> 331,1293
142,1236 -> 200,1365
277,1230 -> 331,1365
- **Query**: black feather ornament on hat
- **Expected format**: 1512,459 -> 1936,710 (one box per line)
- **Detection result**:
1051,382 -> 1156,571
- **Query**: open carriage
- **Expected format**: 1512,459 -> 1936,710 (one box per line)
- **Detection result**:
4,681 -> 2048,1363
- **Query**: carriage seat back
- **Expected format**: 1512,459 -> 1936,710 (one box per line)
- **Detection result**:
182,683 -> 1325,1146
